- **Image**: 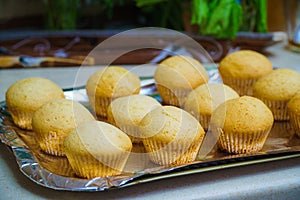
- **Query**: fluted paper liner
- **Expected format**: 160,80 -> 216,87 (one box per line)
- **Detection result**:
156,85 -> 191,107
90,96 -> 111,118
118,124 -> 142,143
38,131 -> 65,156
8,108 -> 34,130
289,112 -> 300,137
217,127 -> 272,154
66,152 -> 130,179
143,134 -> 203,165
187,112 -> 210,131
222,78 -> 256,96
260,98 -> 289,121
199,114 -> 211,131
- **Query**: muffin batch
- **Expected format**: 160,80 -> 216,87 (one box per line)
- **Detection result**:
4,50 -> 300,179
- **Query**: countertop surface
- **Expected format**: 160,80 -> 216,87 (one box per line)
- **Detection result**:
0,41 -> 300,199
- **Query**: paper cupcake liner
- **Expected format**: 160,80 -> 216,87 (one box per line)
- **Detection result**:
93,96 -> 112,118
217,127 -> 272,154
259,98 -> 289,121
267,121 -> 292,138
156,85 -> 191,107
66,152 -> 130,179
38,132 -> 65,156
39,154 -> 75,177
8,108 -> 34,130
199,114 -> 210,131
222,77 -> 256,96
52,158 -> 74,177
124,143 -> 150,172
289,112 -> 300,137
143,136 -> 202,165
186,112 -> 210,131
119,125 -> 142,143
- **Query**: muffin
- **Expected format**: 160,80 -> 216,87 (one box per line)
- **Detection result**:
287,92 -> 300,136
184,83 -> 239,131
253,68 -> 300,121
107,94 -> 161,143
139,106 -> 205,165
32,99 -> 95,156
154,55 -> 209,107
5,77 -> 65,130
211,96 -> 274,154
86,66 -> 141,118
63,121 -> 132,179
218,50 -> 273,96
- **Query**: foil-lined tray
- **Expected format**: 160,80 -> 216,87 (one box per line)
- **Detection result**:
1,66 -> 300,191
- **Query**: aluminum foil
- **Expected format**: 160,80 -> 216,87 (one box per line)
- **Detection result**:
1,66 -> 300,192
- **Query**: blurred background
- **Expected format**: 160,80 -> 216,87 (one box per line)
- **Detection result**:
0,0 -> 290,66
0,0 -> 285,33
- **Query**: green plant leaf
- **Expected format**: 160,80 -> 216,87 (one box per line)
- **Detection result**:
192,0 -> 242,39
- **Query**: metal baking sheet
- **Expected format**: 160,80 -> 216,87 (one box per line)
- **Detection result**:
1,66 -> 300,192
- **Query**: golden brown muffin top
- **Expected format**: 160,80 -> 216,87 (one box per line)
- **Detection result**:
5,77 -> 65,112
107,94 -> 161,126
86,66 -> 140,98
218,50 -> 273,79
64,121 -> 132,157
139,105 -> 205,143
211,96 -> 274,132
287,92 -> 300,114
154,56 -> 209,90
32,98 -> 95,136
184,83 -> 239,116
253,68 -> 300,101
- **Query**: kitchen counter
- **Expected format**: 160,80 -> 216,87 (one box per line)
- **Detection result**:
0,41 -> 300,200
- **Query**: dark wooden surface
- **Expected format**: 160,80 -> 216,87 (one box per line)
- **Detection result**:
0,30 -> 279,68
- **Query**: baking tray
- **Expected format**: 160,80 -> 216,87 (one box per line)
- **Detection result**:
1,66 -> 300,192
